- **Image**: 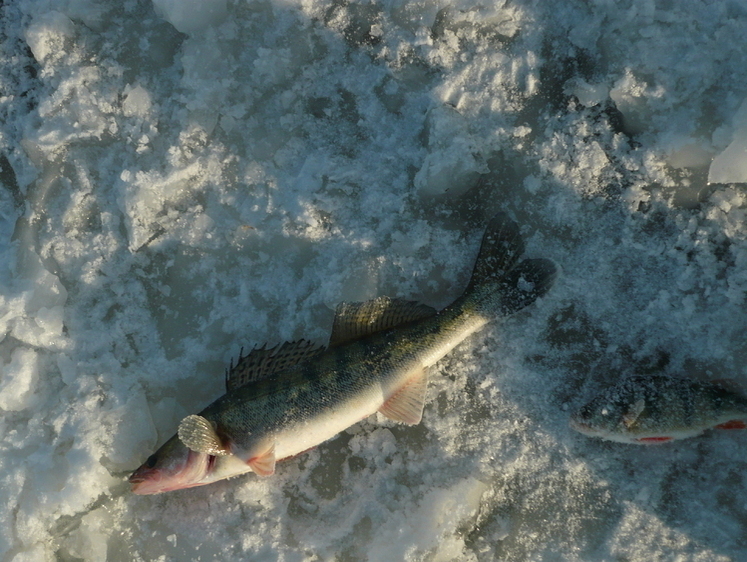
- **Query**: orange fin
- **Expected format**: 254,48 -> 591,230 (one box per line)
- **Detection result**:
379,368 -> 427,425
248,444 -> 276,476
635,436 -> 673,444
715,420 -> 747,430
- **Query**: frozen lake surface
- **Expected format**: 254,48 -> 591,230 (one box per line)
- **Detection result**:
2,0 -> 747,560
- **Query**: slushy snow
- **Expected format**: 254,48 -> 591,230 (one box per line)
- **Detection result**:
2,0 -> 747,560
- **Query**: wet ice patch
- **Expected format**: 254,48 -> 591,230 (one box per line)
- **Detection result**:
708,97 -> 747,184
152,0 -> 228,34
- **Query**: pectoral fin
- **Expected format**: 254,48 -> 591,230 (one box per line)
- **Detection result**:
622,399 -> 645,429
247,443 -> 277,476
178,415 -> 231,456
379,369 -> 427,425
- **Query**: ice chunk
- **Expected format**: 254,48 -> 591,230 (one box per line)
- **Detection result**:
24,11 -> 75,63
152,0 -> 228,34
103,392 -> 158,469
565,79 -> 609,107
10,543 -> 49,562
609,70 -> 664,134
0,348 -> 40,412
34,306 -> 64,337
708,99 -> 747,184
122,84 -> 153,118
415,106 -> 488,198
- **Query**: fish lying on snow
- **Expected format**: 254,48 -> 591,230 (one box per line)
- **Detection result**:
570,375 -> 747,444
129,214 -> 556,494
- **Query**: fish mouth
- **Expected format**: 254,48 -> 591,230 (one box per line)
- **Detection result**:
129,467 -> 168,495
568,417 -> 596,436
128,466 -> 158,485
129,451 -> 213,495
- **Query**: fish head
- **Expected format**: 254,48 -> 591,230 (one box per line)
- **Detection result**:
129,434 -> 212,495
569,386 -> 641,440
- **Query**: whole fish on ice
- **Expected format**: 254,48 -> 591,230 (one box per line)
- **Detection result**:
129,214 -> 556,494
570,375 -> 747,444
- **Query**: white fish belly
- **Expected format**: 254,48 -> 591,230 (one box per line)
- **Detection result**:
202,385 -> 388,485
275,383 -> 389,460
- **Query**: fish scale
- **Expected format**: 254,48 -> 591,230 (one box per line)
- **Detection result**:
129,214 -> 556,494
571,375 -> 747,444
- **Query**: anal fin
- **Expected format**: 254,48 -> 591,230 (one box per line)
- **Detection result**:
635,436 -> 674,444
715,420 -> 747,430
379,368 -> 428,425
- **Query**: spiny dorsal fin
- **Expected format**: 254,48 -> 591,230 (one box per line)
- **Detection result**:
178,415 -> 231,456
378,368 -> 428,425
329,296 -> 436,347
467,212 -> 525,292
226,339 -> 326,392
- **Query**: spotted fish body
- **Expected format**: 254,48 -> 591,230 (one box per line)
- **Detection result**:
570,375 -> 747,444
129,214 -> 556,494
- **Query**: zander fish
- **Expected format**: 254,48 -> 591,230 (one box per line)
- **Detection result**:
570,374 -> 747,444
129,214 -> 556,494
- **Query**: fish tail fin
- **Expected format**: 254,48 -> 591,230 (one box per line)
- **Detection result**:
466,212 -> 525,293
466,213 -> 556,316
496,258 -> 557,315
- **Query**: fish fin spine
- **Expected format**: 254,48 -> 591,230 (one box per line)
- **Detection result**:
226,339 -> 326,391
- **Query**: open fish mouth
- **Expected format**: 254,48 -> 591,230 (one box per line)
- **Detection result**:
568,417 -> 596,435
129,451 -> 213,495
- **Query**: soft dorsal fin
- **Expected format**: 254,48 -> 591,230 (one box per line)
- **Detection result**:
712,378 -> 747,395
226,339 -> 326,392
329,296 -> 436,347
178,415 -> 231,456
378,368 -> 428,425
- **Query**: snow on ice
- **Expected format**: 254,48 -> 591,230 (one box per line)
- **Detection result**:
1,0 -> 747,560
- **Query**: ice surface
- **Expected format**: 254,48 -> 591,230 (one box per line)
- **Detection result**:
2,0 -> 747,560
152,0 -> 227,34
709,98 -> 747,184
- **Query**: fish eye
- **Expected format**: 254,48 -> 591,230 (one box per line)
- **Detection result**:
601,407 -> 609,416
146,454 -> 158,468
577,406 -> 592,420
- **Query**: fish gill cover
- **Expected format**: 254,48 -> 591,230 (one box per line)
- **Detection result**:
1,0 -> 747,560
